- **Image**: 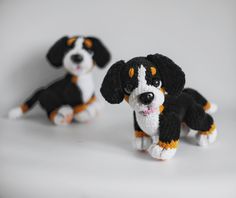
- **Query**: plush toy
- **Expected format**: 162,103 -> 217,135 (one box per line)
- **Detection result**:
8,35 -> 111,125
100,53 -> 218,160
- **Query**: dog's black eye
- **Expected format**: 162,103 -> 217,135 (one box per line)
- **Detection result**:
124,84 -> 133,95
152,79 -> 162,88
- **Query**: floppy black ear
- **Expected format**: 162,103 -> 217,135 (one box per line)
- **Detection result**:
86,37 -> 111,68
46,36 -> 69,67
146,53 -> 185,96
100,60 -> 126,104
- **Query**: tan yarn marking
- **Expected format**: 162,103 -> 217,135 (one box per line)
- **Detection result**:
159,105 -> 164,113
203,102 -> 211,111
199,124 -> 216,135
20,103 -> 29,113
129,68 -> 135,78
135,131 -> 150,138
150,67 -> 156,76
160,87 -> 165,93
124,95 -> 129,102
158,140 -> 179,149
71,76 -> 78,84
84,39 -> 93,48
73,95 -> 96,114
67,36 -> 77,46
49,110 -> 58,121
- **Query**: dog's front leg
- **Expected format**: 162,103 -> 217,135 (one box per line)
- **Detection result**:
133,112 -> 152,151
74,96 -> 102,122
133,131 -> 152,151
148,113 -> 181,160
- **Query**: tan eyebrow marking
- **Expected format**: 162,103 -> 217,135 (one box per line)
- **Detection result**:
67,36 -> 77,46
150,67 -> 156,76
84,39 -> 93,48
129,67 -> 135,78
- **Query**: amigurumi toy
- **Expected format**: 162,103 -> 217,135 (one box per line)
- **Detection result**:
100,53 -> 217,160
9,35 -> 111,125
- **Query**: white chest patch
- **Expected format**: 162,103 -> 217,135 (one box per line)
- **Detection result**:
76,73 -> 94,103
136,112 -> 160,136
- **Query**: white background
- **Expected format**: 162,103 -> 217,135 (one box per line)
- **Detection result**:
0,0 -> 236,197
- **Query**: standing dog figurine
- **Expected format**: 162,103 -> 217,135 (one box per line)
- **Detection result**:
9,35 -> 110,125
100,54 -> 217,160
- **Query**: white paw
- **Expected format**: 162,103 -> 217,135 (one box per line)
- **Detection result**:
133,137 -> 152,151
148,144 -> 177,160
74,110 -> 94,123
196,128 -> 217,147
181,123 -> 190,137
53,106 -> 73,126
74,101 -> 102,123
8,107 -> 23,119
206,103 -> 218,114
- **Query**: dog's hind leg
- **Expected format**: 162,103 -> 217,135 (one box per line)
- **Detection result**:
73,95 -> 103,123
184,103 -> 217,146
183,88 -> 218,114
132,112 -> 152,151
39,90 -> 73,126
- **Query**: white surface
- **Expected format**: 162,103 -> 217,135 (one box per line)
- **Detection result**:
1,0 -> 236,197
1,108 -> 236,198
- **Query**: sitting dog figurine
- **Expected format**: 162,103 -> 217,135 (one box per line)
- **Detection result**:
9,35 -> 110,125
100,53 -> 217,160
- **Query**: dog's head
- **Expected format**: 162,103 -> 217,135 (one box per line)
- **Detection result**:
46,36 -> 111,75
100,54 -> 185,116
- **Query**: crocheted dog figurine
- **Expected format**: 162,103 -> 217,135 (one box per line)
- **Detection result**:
9,35 -> 110,125
100,53 -> 217,160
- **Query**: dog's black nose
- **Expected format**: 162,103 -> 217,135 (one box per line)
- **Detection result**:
139,92 -> 154,105
71,54 -> 83,63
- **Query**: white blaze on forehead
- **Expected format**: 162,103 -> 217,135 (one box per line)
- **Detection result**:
137,65 -> 147,87
75,37 -> 84,49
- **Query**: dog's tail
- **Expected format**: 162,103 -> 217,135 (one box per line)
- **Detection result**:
8,88 -> 45,119
183,88 -> 218,114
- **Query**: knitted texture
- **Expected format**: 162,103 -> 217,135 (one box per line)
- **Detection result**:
159,140 -> 179,149
8,35 -> 111,125
101,53 -> 218,160
199,124 -> 216,135
135,131 -> 150,138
